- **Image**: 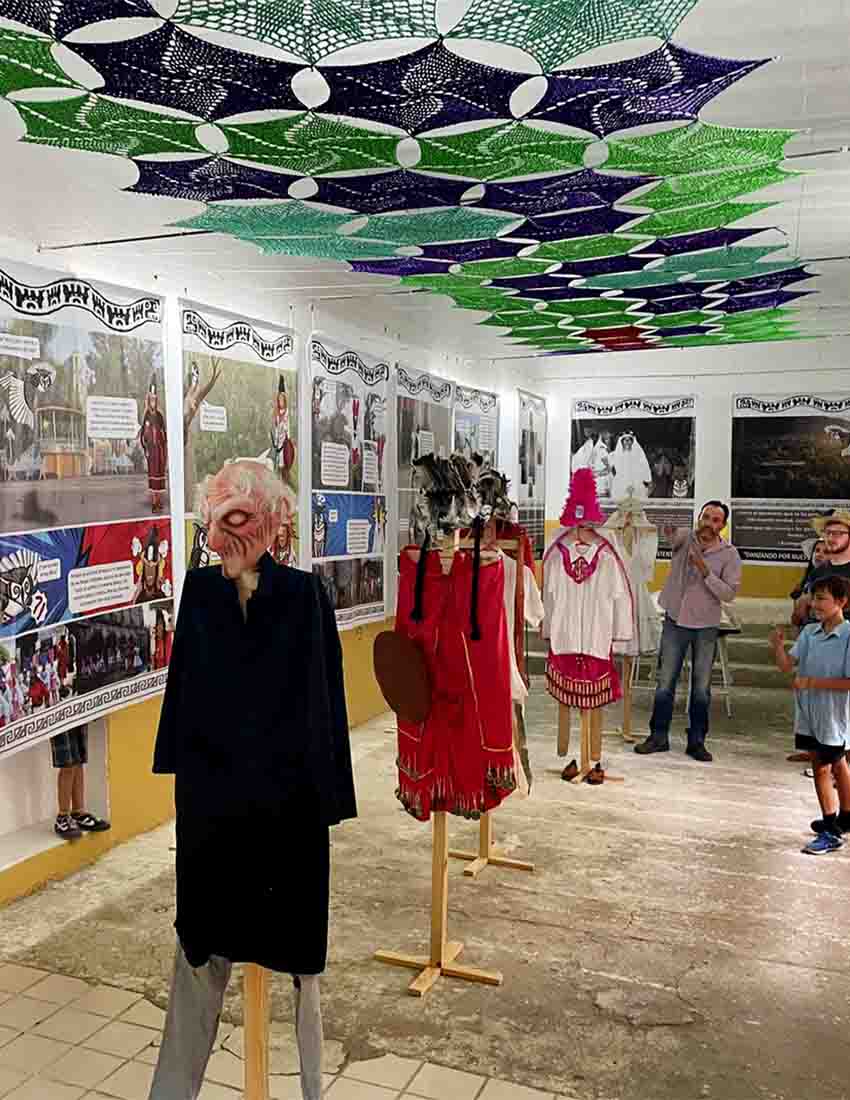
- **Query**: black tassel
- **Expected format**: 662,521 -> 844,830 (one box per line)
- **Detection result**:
470,516 -> 482,641
411,528 -> 430,622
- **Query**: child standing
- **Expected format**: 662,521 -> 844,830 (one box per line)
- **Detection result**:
771,575 -> 850,854
49,724 -> 110,840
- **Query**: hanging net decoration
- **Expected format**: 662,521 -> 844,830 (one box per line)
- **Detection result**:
318,41 -> 530,135
352,207 -> 522,246
633,165 -> 794,212
254,236 -> 400,259
220,113 -> 401,175
70,22 -> 304,122
173,200 -> 359,238
348,257 -> 455,277
514,205 -> 638,241
447,0 -> 701,73
312,170 -> 470,214
0,0 -> 157,39
540,297 -> 646,322
459,258 -> 558,279
128,157 -> 297,203
399,273 -> 493,294
532,234 -> 651,263
721,265 -> 813,294
171,0 -> 439,64
444,288 -> 521,312
582,247 -> 799,290
416,122 -> 590,181
16,93 -> 207,157
655,244 -> 788,274
531,44 -> 768,138
623,200 -> 776,239
718,288 -> 812,314
473,169 -> 656,217
642,309 -> 722,329
633,287 -> 714,315
418,237 -> 528,263
0,25 -> 80,97
604,122 -> 797,175
632,226 -> 764,257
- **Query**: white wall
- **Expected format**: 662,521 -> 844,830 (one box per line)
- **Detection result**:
535,336 -> 848,521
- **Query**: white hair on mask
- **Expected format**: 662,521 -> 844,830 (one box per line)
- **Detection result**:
195,458 -> 287,520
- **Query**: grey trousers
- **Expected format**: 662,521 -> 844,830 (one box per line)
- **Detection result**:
149,944 -> 323,1100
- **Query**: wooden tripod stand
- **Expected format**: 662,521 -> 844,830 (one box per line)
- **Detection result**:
449,811 -> 535,877
375,812 -> 503,996
243,965 -> 270,1100
559,704 -> 624,784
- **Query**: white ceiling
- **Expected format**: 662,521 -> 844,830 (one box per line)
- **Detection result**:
0,0 -> 846,371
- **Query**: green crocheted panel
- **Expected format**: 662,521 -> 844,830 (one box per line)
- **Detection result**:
532,234 -> 650,263
255,236 -> 400,260
634,165 -> 795,212
354,207 -> 522,246
172,0 -> 439,63
624,200 -> 775,238
416,123 -> 590,181
0,27 -> 80,97
221,114 -> 401,175
174,200 -> 358,238
605,122 -> 797,175
448,0 -> 701,72
459,258 -> 558,280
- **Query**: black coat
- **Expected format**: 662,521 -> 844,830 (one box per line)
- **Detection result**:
153,554 -> 356,972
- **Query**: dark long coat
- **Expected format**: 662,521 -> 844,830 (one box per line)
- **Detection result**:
153,554 -> 356,973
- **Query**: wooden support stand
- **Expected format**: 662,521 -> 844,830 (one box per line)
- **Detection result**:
560,705 -> 624,785
375,812 -> 503,997
243,964 -> 270,1100
621,655 -> 636,743
449,811 -> 535,878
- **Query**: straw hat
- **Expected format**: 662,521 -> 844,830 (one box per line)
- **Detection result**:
812,509 -> 850,534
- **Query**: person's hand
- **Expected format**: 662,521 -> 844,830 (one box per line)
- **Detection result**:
689,545 -> 709,577
769,626 -> 785,652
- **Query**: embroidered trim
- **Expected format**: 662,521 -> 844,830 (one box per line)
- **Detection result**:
556,540 -> 604,584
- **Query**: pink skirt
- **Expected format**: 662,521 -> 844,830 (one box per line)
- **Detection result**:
545,652 -> 621,710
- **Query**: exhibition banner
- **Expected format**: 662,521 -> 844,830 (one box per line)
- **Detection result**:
453,383 -> 499,469
181,303 -> 299,569
396,365 -> 453,551
517,390 -> 547,557
732,393 -> 850,562
571,396 -> 696,559
310,336 -> 389,629
0,260 -> 174,755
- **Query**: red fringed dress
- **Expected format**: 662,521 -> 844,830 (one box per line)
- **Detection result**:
395,549 -> 516,822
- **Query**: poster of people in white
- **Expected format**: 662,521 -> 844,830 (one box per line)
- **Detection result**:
571,396 -> 696,559
732,394 -> 850,562
517,390 -> 547,557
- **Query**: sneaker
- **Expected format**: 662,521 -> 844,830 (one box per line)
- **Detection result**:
72,812 -> 110,833
686,745 -> 713,763
803,832 -> 844,855
561,760 -> 579,781
54,815 -> 82,841
634,738 -> 669,755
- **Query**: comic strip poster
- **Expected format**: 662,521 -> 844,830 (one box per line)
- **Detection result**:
0,261 -> 173,758
732,393 -> 850,563
310,336 -> 389,629
181,305 -> 299,572
517,390 -> 547,557
396,365 -> 453,552
453,384 -> 499,469
571,396 -> 696,560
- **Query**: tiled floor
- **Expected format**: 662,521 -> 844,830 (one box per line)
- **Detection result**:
0,962 -> 567,1100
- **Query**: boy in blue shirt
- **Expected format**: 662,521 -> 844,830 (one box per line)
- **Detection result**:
771,575 -> 850,854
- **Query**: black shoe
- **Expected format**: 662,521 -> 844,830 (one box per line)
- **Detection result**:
72,812 -> 110,833
686,745 -> 713,762
634,738 -> 669,755
812,813 -> 850,835
54,814 -> 82,840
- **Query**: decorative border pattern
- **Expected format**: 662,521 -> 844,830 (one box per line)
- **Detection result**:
182,309 -> 294,361
518,388 -> 547,414
455,383 -> 498,413
0,670 -> 167,762
0,269 -> 161,330
311,339 -> 389,386
397,365 -> 452,404
735,394 -> 850,414
575,396 -> 695,416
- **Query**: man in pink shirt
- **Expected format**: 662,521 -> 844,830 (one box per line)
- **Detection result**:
635,501 -> 742,762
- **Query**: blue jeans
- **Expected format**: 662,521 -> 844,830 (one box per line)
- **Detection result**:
649,616 -> 718,748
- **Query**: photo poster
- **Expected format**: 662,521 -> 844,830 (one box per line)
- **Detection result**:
310,336 -> 389,629
571,396 -> 697,560
453,383 -> 500,469
0,260 -> 175,758
517,390 -> 547,558
731,393 -> 850,563
396,365 -> 454,552
181,304 -> 300,574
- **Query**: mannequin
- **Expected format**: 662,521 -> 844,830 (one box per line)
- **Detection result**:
543,469 -> 634,777
150,459 -> 355,1100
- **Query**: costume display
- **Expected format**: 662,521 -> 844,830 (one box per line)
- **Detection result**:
610,432 -> 652,500
543,470 -> 634,710
603,495 -> 661,656
501,549 -> 544,793
139,378 -> 168,512
151,459 -> 355,1100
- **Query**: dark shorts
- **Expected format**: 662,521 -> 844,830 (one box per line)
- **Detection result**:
795,733 -> 847,765
49,725 -> 88,768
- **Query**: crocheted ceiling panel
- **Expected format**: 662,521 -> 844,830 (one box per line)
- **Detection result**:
17,93 -> 208,156
129,158 -> 297,203
0,25 -> 80,96
531,44 -> 769,138
171,0 -> 439,64
318,42 -> 529,135
0,0 -> 156,39
350,207 -> 522,246
633,166 -> 794,211
175,200 -> 359,239
447,0 -> 701,71
311,170 -> 471,214
605,123 -> 797,175
513,205 -> 637,241
471,170 -> 657,217
220,114 -> 401,175
416,123 -> 590,180
71,22 -> 303,121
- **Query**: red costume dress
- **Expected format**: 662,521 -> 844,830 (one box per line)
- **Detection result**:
141,408 -> 168,494
395,549 -> 516,822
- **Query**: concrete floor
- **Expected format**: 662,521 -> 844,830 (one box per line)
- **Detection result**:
0,677 -> 848,1100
